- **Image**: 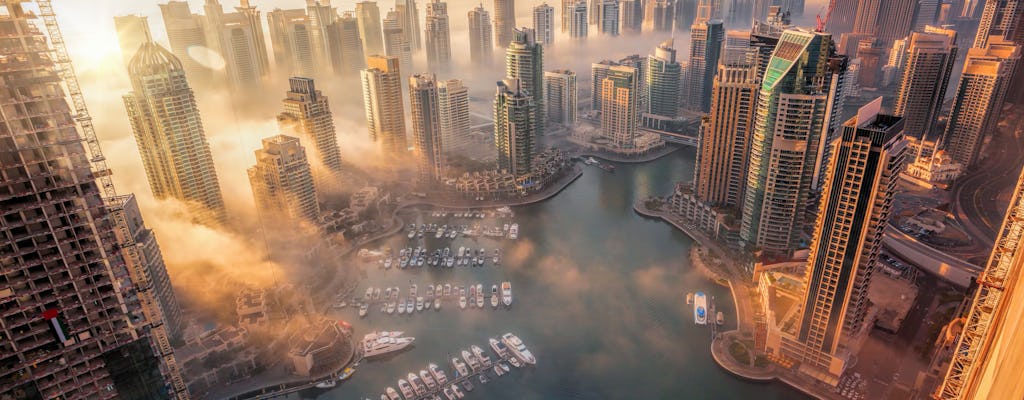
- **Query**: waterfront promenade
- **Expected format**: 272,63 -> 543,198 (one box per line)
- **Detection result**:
633,198 -> 844,400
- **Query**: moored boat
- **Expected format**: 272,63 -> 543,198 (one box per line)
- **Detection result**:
429,363 -> 448,385
694,292 -> 707,325
398,379 -> 415,399
451,357 -> 469,376
501,282 -> 512,306
501,333 -> 536,364
490,285 -> 499,308
386,387 -> 401,400
489,337 -> 508,357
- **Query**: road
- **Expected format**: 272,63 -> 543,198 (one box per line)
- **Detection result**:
952,108 -> 1024,248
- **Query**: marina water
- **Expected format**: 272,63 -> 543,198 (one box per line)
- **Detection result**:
310,148 -> 807,399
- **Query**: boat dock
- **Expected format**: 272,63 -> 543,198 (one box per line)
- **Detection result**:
368,336 -> 534,400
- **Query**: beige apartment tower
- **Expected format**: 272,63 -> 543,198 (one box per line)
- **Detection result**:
893,28 -> 958,141
694,62 -> 758,208
468,4 -> 494,64
773,101 -> 905,386
248,135 -> 321,224
943,42 -> 1021,167
408,74 -> 447,181
278,77 -> 344,191
599,65 -> 640,148
362,55 -> 408,158
123,42 -> 227,226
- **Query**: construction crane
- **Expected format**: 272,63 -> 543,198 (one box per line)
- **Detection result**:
815,1 -> 835,32
34,0 -> 116,199
32,2 -> 190,398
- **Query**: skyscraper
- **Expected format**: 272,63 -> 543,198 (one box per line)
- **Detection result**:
740,29 -> 843,256
438,79 -> 472,154
356,1 -> 386,55
876,0 -> 917,45
506,28 -> 545,135
3,4 -> 187,397
569,0 -> 589,39
159,1 -> 209,83
600,65 -> 640,148
646,0 -> 675,32
494,79 -> 538,177
544,69 -> 578,126
620,0 -> 644,33
409,74 -> 447,182
123,42 -> 227,226
645,39 -> 681,118
278,77 -> 344,191
203,0 -> 270,89
937,155 -> 1024,400
786,99 -> 905,385
335,12 -> 367,77
598,0 -> 620,36
591,59 -> 618,111
533,3 -> 555,45
267,8 -> 317,77
109,194 -> 186,341
683,13 -> 723,112
693,59 -> 758,208
494,0 -> 517,46
893,28 -> 958,141
382,10 -> 414,73
114,15 -> 153,68
396,0 -> 423,50
306,0 -> 336,75
943,42 -> 1021,167
362,55 -> 408,158
248,135 -> 321,224
973,0 -> 1023,48
425,0 -> 453,71
914,0 -> 941,31
826,0 -> 858,36
469,4 -> 495,64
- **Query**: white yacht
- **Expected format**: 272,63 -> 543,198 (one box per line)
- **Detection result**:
385,387 -> 401,400
501,282 -> 512,306
451,357 -> 469,376
508,223 -> 519,239
420,369 -> 437,391
475,284 -> 484,308
444,284 -> 452,296
416,297 -> 424,312
490,285 -> 499,308
362,332 -> 414,358
501,333 -> 536,364
398,379 -> 415,399
429,363 -> 448,385
489,338 -> 508,357
409,373 -> 426,396
472,345 -> 492,366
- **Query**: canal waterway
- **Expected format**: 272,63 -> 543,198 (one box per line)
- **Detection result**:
308,148 -> 808,399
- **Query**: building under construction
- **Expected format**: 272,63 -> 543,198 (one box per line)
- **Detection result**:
0,1 -> 187,398
937,164 -> 1024,399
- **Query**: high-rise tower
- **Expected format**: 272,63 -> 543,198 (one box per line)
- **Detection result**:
382,9 -> 413,73
335,12 -> 367,77
248,135 -> 321,224
356,1 -> 386,55
893,28 -> 958,141
739,28 -> 844,256
203,0 -> 270,89
409,74 -> 447,182
123,42 -> 227,226
114,15 -> 153,69
533,2 -> 555,45
693,55 -> 758,208
278,77 -> 344,191
425,0 -> 452,71
785,100 -> 905,385
396,0 -> 422,50
3,3 -> 188,397
468,4 -> 494,64
600,65 -> 640,148
943,42 -> 1021,167
494,0 -> 517,46
974,0 -> 1024,48
362,55 -> 408,158
568,0 -> 589,39
494,79 -> 538,177
620,0 -> 643,33
438,79 -> 472,154
158,1 -> 209,83
506,28 -> 545,135
645,39 -> 681,118
267,8 -> 317,77
683,12 -> 724,112
597,0 -> 620,36
646,0 -> 675,32
544,69 -> 578,126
